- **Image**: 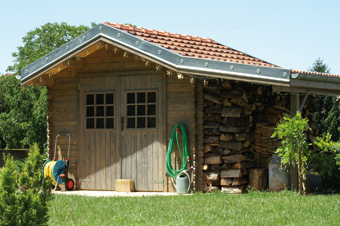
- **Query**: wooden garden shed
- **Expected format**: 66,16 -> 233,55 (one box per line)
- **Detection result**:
21,22 -> 340,192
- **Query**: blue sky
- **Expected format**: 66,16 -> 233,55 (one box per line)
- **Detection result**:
0,0 -> 339,75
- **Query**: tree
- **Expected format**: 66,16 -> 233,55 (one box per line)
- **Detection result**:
272,113 -> 311,195
1,22 -> 94,151
7,22 -> 94,74
0,75 -> 47,151
309,58 -> 340,141
0,144 -> 53,225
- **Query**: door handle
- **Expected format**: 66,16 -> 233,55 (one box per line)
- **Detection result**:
121,117 -> 125,131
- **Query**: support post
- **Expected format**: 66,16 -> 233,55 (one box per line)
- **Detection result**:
290,93 -> 299,191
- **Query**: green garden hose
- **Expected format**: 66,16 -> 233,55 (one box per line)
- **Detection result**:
166,124 -> 189,178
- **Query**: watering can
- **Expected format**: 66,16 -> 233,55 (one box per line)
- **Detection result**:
167,167 -> 192,194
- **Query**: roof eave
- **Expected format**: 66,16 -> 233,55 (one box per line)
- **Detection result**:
20,23 -> 291,86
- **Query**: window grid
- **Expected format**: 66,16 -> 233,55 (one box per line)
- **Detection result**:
86,93 -> 115,129
126,91 -> 157,129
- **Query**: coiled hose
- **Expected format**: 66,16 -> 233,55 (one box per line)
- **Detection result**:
42,160 -> 66,185
166,124 -> 189,178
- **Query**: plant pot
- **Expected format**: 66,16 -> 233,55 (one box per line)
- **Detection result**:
305,164 -> 323,193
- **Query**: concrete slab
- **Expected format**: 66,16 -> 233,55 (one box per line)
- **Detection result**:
52,190 -> 183,197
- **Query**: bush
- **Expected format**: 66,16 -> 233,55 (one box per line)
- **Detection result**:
0,143 -> 54,226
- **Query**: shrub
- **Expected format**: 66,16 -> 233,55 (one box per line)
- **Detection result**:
0,143 -> 54,226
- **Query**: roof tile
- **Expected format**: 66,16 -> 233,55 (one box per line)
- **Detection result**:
104,22 -> 280,68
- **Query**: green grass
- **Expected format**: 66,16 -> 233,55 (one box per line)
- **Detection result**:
49,190 -> 340,226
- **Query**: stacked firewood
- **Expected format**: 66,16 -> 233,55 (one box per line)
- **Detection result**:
202,81 -> 290,193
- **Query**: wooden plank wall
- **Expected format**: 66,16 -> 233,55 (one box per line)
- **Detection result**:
166,76 -> 195,192
47,47 -> 197,191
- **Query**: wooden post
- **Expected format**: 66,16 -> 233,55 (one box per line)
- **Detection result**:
249,167 -> 267,191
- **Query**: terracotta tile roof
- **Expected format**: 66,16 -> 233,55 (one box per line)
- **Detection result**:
104,22 -> 280,68
291,69 -> 340,78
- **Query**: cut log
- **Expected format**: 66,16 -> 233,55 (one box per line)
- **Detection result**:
204,155 -> 223,165
204,152 -> 221,158
220,178 -> 233,186
219,125 -> 243,133
223,98 -> 232,107
242,108 -> 253,116
222,81 -> 232,90
242,140 -> 250,148
211,164 -> 221,171
239,99 -> 254,111
221,186 -> 243,194
219,141 -> 243,151
220,117 -> 228,125
221,149 -> 231,156
228,117 -> 250,127
204,106 -> 222,114
233,161 -> 255,169
205,113 -> 221,122
249,167 -> 267,191
230,98 -> 242,106
203,100 -> 215,107
220,133 -> 234,142
204,145 -> 214,153
242,168 -> 248,175
204,128 -> 220,135
222,154 -> 246,163
203,93 -> 223,104
203,171 -> 220,181
203,185 -> 219,193
232,176 -> 248,186
221,90 -> 243,99
203,164 -> 210,171
203,136 -> 220,144
221,107 -> 242,117
221,163 -> 229,170
203,121 -> 220,129
234,133 -> 250,141
221,169 -> 242,178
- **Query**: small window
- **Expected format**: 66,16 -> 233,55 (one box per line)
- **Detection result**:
126,91 -> 157,129
86,93 -> 115,129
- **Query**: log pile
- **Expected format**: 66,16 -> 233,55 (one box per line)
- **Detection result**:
202,81 -> 290,193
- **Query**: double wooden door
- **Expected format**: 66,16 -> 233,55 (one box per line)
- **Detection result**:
78,75 -> 164,191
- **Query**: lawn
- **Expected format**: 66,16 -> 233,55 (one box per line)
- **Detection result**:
49,190 -> 340,225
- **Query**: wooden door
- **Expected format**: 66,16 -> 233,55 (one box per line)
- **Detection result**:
120,75 -> 164,191
78,75 -> 164,191
78,76 -> 120,190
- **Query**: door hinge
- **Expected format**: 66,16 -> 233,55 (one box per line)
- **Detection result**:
151,80 -> 165,86
77,84 -> 90,90
79,177 -> 90,182
152,179 -> 166,185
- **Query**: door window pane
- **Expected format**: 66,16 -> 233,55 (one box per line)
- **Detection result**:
86,107 -> 94,117
137,105 -> 145,116
96,118 -> 104,128
106,118 -> 114,128
147,117 -> 156,128
96,106 -> 104,116
106,94 -> 114,104
148,105 -> 156,115
106,106 -> 114,116
127,118 -> 135,128
86,94 -> 94,105
127,106 -> 135,116
137,92 -> 145,103
127,93 -> 135,104
96,94 -> 104,104
87,118 -> 94,129
137,117 -> 146,128
148,92 -> 156,103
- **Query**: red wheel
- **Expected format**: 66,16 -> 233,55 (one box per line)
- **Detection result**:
65,179 -> 74,191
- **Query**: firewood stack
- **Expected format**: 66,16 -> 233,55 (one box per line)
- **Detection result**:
202,81 -> 290,193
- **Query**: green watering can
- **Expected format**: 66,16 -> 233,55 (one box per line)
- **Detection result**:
168,168 -> 192,194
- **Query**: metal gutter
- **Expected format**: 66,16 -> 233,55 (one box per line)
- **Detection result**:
21,23 -> 291,86
291,73 -> 340,84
